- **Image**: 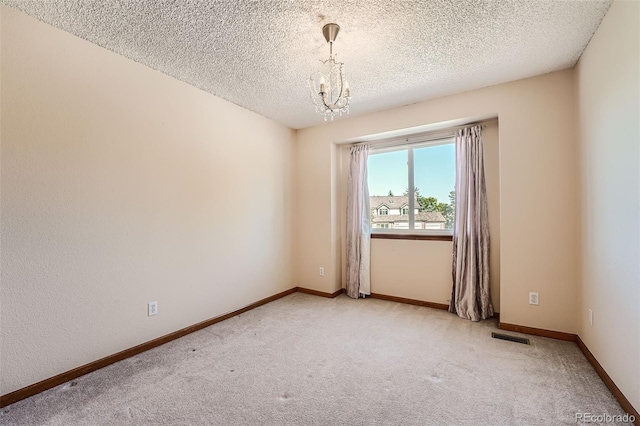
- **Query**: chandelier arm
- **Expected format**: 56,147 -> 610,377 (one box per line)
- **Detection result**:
337,65 -> 344,100
322,95 -> 349,111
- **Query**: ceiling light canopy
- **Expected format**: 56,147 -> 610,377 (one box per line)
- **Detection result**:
309,23 -> 351,121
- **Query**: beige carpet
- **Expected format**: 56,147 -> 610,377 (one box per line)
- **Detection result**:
0,293 -> 631,425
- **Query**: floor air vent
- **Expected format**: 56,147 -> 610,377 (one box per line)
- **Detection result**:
491,332 -> 530,345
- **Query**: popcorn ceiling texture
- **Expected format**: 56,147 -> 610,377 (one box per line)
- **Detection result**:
1,0 -> 612,129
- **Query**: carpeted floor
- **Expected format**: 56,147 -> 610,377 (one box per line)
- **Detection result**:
0,293 -> 631,425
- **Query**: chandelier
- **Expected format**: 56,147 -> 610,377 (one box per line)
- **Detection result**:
309,23 -> 351,121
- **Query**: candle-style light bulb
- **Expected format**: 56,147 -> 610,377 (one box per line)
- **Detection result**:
319,76 -> 326,94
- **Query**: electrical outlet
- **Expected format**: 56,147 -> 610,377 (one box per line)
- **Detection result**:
148,301 -> 158,316
529,292 -> 539,305
588,309 -> 593,326
319,267 -> 325,276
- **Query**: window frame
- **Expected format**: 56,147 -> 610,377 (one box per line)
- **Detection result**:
367,138 -> 455,238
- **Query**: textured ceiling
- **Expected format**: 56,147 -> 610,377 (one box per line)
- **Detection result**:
2,0 -> 612,129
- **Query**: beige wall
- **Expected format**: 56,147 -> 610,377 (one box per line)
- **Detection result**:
297,69 -> 578,334
0,7 -> 295,395
575,0 -> 639,412
337,122 -> 501,311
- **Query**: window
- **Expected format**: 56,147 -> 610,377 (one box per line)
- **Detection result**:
367,139 -> 455,234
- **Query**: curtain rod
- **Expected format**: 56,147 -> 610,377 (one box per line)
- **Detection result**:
355,118 -> 497,150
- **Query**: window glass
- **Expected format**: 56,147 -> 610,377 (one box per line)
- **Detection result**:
367,140 -> 455,233
413,143 -> 455,230
368,150 -> 407,230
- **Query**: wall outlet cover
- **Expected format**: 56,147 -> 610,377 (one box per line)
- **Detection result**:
148,301 -> 158,316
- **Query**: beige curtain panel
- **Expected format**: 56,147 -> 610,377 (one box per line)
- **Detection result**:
345,144 -> 371,299
449,126 -> 494,321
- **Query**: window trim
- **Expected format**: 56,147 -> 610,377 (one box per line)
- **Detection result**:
371,233 -> 452,242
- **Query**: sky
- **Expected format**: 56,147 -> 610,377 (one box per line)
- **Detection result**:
367,144 -> 455,204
